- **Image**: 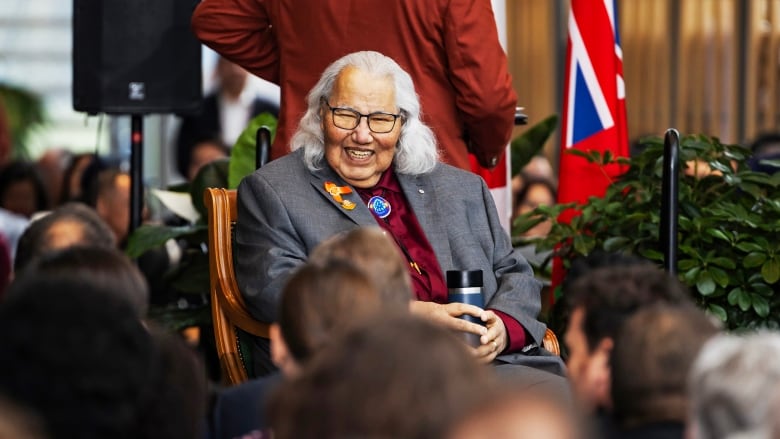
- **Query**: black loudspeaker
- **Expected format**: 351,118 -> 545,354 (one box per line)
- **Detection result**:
73,0 -> 202,114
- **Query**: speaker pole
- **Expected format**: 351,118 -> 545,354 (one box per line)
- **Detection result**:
130,115 -> 144,234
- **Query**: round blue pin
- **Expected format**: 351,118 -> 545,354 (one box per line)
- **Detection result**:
367,195 -> 392,219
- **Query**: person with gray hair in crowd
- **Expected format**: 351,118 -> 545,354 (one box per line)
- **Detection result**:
235,50 -> 556,379
687,331 -> 780,439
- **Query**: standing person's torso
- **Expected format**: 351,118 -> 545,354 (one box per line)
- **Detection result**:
266,0 -> 467,167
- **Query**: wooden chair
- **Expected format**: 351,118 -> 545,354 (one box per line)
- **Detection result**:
205,187 -> 561,385
205,187 -> 269,384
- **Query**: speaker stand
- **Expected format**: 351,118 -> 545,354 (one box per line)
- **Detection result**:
129,115 -> 144,234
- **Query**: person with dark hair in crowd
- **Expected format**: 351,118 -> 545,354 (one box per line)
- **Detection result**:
82,167 -> 133,246
563,261 -> 692,436
176,56 -> 278,180
547,251 -> 647,352
0,275 -> 157,439
212,228 -> 412,439
267,313 -> 495,439
233,51 -> 556,381
0,160 -> 48,218
59,153 -> 95,204
19,246 -> 149,318
512,174 -> 557,234
191,0 -> 515,171
142,324 -> 209,439
184,138 -> 230,182
0,272 -> 207,439
14,202 -> 116,273
610,303 -> 719,439
35,148 -> 71,210
747,132 -> 780,174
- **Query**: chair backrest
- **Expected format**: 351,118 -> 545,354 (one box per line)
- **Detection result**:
205,187 -> 269,385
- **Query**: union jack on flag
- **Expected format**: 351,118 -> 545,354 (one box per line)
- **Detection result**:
558,0 -> 629,206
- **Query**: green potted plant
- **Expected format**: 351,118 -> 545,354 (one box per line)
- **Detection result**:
514,134 -> 780,330
126,113 -> 277,330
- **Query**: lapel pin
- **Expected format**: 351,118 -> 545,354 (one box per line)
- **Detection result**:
324,181 -> 354,209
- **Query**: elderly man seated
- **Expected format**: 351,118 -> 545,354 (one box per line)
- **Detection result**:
236,50 -> 561,380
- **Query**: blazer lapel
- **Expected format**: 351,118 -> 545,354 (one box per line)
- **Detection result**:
308,166 -> 375,226
398,172 -> 453,270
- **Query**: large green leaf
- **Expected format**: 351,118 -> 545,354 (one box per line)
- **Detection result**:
228,112 -> 278,188
190,158 -> 230,221
125,224 -> 206,259
762,258 -> 780,284
0,83 -> 46,159
510,114 -> 558,176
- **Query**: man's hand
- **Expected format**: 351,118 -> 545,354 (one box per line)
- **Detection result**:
473,311 -> 507,363
409,301 -> 487,337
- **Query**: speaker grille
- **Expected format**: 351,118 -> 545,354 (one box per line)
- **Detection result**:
73,0 -> 202,114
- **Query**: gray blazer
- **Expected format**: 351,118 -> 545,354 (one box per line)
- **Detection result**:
235,148 -> 546,346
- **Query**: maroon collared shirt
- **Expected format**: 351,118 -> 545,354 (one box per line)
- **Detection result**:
356,169 -> 527,352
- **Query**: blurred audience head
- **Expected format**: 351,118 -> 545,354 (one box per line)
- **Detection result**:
215,56 -> 250,99
186,138 -> 228,181
35,148 -> 71,209
688,331 -> 780,439
268,313 -> 492,439
16,245 -> 149,317
308,226 -> 413,310
0,275 -> 155,439
271,260 -> 383,377
563,259 -> 690,413
14,202 -> 116,273
611,303 -> 719,431
448,382 -> 580,439
138,324 -> 208,439
0,161 -> 49,218
512,174 -> 557,236
83,167 -> 133,245
0,396 -> 48,439
59,153 -> 95,204
747,132 -> 780,174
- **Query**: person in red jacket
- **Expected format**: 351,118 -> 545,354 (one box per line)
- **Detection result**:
191,0 -> 516,171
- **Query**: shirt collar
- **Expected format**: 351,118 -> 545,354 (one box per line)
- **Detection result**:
370,166 -> 401,194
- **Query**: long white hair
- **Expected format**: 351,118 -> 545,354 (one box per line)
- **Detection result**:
290,51 -> 438,176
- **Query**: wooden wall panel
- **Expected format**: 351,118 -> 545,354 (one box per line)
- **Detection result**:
507,0 -> 560,160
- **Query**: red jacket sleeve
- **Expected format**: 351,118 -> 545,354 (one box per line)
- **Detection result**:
443,0 -> 517,168
191,0 -> 280,83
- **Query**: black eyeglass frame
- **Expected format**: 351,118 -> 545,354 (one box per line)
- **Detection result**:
320,97 -> 403,133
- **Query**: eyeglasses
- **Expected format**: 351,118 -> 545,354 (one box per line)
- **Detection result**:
321,98 -> 402,133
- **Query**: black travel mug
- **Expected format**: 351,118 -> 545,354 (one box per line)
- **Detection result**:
446,270 -> 485,347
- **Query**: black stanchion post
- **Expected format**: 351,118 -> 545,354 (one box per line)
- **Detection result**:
129,114 -> 144,234
661,128 -> 680,275
255,126 -> 272,170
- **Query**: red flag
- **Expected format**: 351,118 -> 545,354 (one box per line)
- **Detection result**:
553,0 -> 629,288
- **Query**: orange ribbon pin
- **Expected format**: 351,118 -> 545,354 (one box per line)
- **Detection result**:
324,182 -> 355,210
